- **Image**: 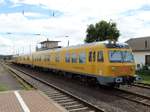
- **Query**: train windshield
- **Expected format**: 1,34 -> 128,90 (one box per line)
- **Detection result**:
109,50 -> 134,63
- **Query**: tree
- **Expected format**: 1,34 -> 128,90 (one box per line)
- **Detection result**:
84,20 -> 120,43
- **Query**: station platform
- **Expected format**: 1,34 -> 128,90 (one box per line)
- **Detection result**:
0,90 -> 67,112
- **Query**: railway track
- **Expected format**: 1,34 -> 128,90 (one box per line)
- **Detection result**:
4,63 -> 150,110
133,83 -> 150,89
113,88 -> 150,107
3,63 -> 105,112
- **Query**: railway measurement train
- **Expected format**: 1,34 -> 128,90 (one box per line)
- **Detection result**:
12,41 -> 141,87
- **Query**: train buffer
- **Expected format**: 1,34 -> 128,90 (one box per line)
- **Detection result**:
0,90 -> 67,112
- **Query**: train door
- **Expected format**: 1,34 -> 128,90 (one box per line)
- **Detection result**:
88,50 -> 96,74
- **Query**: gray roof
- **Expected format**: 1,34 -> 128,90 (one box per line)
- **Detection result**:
40,40 -> 60,44
126,36 -> 150,52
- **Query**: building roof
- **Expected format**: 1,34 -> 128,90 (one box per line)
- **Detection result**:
40,38 -> 60,44
40,40 -> 60,44
126,36 -> 150,52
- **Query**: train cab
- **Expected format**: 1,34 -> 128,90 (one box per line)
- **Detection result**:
96,42 -> 141,86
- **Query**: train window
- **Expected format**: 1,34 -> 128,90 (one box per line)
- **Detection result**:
44,56 -> 46,61
41,56 -> 43,61
58,54 -> 60,62
89,51 -> 92,62
44,55 -> 50,61
39,57 -> 41,61
65,53 -> 70,63
72,53 -> 77,63
97,51 -> 103,62
48,55 -> 50,61
55,53 -> 60,62
79,52 -> 86,64
55,56 -> 58,62
93,51 -> 96,62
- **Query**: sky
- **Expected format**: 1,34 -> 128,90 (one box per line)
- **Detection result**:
0,0 -> 150,55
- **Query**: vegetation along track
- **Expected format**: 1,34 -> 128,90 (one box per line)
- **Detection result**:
3,63 -> 105,112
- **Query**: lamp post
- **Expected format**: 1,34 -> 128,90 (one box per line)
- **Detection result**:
4,32 -> 42,55
65,35 -> 69,46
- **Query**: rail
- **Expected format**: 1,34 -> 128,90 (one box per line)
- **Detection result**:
113,88 -> 150,107
3,63 -> 105,112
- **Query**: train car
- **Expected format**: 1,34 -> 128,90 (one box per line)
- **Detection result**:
13,41 -> 141,86
13,54 -> 32,66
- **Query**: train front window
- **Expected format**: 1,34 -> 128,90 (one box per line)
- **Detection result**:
122,51 -> 134,62
109,50 -> 134,63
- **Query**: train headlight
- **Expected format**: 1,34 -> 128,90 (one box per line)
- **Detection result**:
112,67 -> 116,71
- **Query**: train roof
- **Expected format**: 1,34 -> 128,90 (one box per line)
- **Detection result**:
33,41 -> 105,53
34,41 -> 129,53
16,41 -> 130,57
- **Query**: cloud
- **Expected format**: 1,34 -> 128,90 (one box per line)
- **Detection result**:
0,0 -> 4,4
0,36 -> 12,46
10,0 -> 148,15
0,36 -> 13,54
0,0 -> 63,19
117,9 -> 150,42
0,0 -> 150,54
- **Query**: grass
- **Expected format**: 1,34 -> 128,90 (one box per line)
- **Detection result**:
12,73 -> 34,90
136,70 -> 150,84
0,84 -> 9,91
18,78 -> 34,90
6,68 -> 34,90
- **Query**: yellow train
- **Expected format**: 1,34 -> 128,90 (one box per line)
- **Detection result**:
12,41 -> 141,86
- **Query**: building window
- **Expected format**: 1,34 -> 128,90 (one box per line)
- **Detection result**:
72,53 -> 77,63
145,40 -> 147,48
145,55 -> 150,66
97,51 -> 103,62
137,64 -> 141,69
79,52 -> 86,64
65,53 -> 70,63
89,51 -> 92,62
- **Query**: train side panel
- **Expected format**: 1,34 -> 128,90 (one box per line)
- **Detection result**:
13,42 -> 140,86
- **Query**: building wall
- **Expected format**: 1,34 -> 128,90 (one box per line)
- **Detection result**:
133,51 -> 150,69
42,43 -> 58,49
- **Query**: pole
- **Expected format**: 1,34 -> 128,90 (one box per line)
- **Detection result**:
65,36 -> 69,46
29,44 -> 31,54
68,40 -> 69,46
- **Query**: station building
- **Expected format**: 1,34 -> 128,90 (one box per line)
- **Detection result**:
36,39 -> 61,51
